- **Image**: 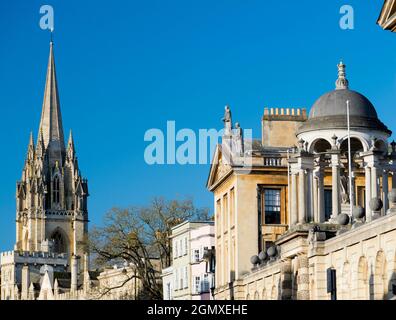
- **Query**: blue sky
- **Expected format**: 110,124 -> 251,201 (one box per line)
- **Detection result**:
0,0 -> 395,251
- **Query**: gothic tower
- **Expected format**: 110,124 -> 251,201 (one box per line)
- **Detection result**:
15,41 -> 89,261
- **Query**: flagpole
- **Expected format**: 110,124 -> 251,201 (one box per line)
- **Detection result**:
346,100 -> 353,216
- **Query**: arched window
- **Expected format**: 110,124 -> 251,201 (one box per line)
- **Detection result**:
53,176 -> 60,204
51,230 -> 67,254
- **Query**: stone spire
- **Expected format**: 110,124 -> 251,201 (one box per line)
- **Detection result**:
66,130 -> 76,161
335,61 -> 349,90
38,41 -> 65,161
27,132 -> 35,161
36,128 -> 45,159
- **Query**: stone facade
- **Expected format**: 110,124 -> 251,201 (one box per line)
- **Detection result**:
0,41 -> 159,301
207,62 -> 396,300
162,221 -> 214,300
0,41 -> 90,300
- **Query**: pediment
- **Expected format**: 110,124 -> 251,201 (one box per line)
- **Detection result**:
207,144 -> 232,190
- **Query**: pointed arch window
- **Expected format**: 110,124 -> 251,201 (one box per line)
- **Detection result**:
53,176 -> 60,204
51,230 -> 66,253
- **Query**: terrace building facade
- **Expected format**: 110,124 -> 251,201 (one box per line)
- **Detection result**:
207,62 -> 396,300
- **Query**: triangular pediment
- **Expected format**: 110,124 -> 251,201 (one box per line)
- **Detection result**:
206,144 -> 232,190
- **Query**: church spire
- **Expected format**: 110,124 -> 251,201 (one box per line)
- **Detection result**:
38,41 -> 65,155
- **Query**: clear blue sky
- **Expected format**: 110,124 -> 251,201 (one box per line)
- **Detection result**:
0,0 -> 395,251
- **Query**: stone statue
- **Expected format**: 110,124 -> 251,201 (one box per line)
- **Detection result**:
233,122 -> 243,155
340,168 -> 350,204
222,105 -> 232,135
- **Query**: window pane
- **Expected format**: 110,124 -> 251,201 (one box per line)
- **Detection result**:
264,188 -> 281,224
324,190 -> 332,221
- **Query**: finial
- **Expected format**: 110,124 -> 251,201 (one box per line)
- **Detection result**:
335,61 -> 349,90
50,28 -> 54,45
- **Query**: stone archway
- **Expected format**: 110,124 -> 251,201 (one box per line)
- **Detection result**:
339,137 -> 365,156
310,138 -> 332,154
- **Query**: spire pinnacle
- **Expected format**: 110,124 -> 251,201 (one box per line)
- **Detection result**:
27,132 -> 35,160
68,129 -> 74,146
36,127 -> 45,157
335,61 -> 349,90
38,41 -> 65,162
29,131 -> 34,146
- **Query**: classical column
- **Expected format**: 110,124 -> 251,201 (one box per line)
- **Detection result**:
365,166 -> 372,222
291,172 -> 298,226
318,170 -> 325,222
307,169 -> 314,222
382,170 -> 389,215
313,173 -> 319,222
331,154 -> 340,220
371,166 -> 379,199
298,169 -> 306,223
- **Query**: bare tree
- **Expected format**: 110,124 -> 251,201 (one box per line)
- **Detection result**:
89,197 -> 211,299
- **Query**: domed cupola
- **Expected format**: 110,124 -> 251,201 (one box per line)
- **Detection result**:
297,62 -> 391,136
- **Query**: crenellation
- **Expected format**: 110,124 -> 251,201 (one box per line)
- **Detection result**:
263,107 -> 307,121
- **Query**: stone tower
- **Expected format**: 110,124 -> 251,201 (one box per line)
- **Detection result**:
15,41 -> 89,260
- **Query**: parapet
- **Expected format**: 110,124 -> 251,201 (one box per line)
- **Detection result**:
0,250 -> 68,266
262,108 -> 307,121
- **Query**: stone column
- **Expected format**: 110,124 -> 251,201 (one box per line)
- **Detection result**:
365,166 -> 372,222
71,255 -> 80,295
307,169 -> 314,222
382,170 -> 389,215
318,170 -> 325,222
291,172 -> 298,226
298,169 -> 306,224
21,265 -> 30,300
371,166 -> 379,199
330,154 -> 340,220
313,173 -> 319,223
297,255 -> 310,300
